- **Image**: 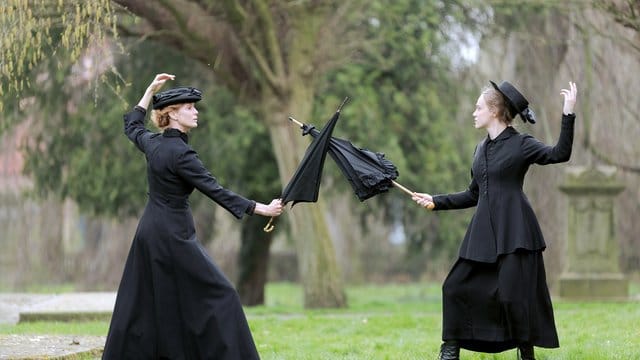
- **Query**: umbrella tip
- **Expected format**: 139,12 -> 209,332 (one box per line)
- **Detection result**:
337,97 -> 350,112
288,116 -> 304,127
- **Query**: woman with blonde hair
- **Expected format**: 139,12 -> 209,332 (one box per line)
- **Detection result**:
413,81 -> 577,360
103,73 -> 283,359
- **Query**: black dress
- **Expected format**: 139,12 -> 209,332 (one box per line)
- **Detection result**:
432,114 -> 575,352
103,107 -> 260,360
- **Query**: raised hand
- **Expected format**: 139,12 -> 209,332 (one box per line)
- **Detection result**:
148,73 -> 175,94
561,81 -> 577,115
137,73 -> 175,109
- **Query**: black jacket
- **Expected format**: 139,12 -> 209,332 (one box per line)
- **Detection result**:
124,106 -> 255,219
433,114 -> 575,263
103,107 -> 260,359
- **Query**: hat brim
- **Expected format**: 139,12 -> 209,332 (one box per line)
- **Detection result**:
490,80 -> 517,117
152,87 -> 203,109
152,96 -> 201,110
490,81 -> 536,124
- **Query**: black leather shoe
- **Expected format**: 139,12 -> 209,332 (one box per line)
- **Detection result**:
517,344 -> 535,360
438,341 -> 460,360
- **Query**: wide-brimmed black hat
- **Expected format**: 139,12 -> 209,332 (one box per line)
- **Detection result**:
152,87 -> 202,109
490,80 -> 536,124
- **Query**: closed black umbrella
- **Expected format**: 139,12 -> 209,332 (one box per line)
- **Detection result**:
288,115 -> 416,201
281,111 -> 340,205
263,105 -> 342,232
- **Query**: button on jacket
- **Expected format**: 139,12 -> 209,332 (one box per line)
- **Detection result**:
433,114 -> 575,263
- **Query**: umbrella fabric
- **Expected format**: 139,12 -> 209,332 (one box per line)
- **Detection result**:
280,111 -> 340,206
300,123 -> 399,201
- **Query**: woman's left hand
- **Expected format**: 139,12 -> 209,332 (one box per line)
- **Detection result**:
255,199 -> 284,217
561,81 -> 577,115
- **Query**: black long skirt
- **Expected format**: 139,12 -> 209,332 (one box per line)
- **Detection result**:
442,250 -> 559,353
103,201 -> 260,360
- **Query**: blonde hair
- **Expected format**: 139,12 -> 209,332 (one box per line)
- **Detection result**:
150,104 -> 182,130
481,86 -> 513,125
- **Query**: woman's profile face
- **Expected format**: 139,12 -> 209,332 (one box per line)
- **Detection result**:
170,103 -> 199,132
472,94 -> 493,129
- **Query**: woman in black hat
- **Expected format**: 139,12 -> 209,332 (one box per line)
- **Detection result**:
103,73 -> 284,359
413,81 -> 577,360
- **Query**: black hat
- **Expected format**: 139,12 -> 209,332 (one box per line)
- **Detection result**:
490,80 -> 536,124
152,87 -> 202,110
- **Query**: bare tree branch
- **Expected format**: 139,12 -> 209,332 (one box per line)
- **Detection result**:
211,0 -> 284,95
242,37 -> 284,95
221,0 -> 247,26
594,0 -> 640,32
112,0 -> 256,94
251,0 -> 286,83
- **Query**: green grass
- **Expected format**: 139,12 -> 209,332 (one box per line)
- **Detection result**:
1,282 -> 639,359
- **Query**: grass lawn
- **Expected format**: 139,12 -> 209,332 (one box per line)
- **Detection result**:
1,282 -> 638,359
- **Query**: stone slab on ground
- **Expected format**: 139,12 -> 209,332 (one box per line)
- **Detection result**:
0,294 -> 53,325
0,335 -> 104,360
17,293 -> 116,323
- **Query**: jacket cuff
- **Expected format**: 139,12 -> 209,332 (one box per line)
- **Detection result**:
134,105 -> 147,115
245,200 -> 257,216
432,195 -> 443,211
561,113 -> 575,128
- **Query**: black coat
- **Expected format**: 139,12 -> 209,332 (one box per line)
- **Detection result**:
103,107 -> 260,359
433,114 -> 575,263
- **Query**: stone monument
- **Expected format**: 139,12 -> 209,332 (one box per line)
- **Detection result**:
558,166 -> 628,299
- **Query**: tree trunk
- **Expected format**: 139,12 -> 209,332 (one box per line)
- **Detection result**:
290,201 -> 347,308
109,0 -> 347,308
262,83 -> 346,308
237,213 -> 273,306
255,10 -> 347,308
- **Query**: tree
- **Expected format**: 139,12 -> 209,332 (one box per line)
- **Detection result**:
12,36 -> 282,303
314,0 -> 483,276
596,0 -> 640,35
2,0 -> 354,308
590,0 -> 640,173
114,0 -> 360,307
473,0 -> 640,277
2,0 -> 489,304
0,0 -> 115,114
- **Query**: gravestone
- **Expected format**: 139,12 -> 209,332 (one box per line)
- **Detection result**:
558,166 -> 628,299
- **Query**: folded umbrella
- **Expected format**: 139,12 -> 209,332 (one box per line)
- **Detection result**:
263,102 -> 343,232
288,114 -> 416,201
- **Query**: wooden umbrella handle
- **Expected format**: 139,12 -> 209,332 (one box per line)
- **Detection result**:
263,217 -> 275,232
391,180 -> 434,210
391,180 -> 414,196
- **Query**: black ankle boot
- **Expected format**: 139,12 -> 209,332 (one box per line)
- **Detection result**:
438,341 -> 460,360
517,344 -> 535,360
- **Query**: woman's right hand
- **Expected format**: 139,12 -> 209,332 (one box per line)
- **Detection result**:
147,73 -> 175,94
412,192 -> 434,210
138,73 -> 176,110
137,73 -> 175,110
